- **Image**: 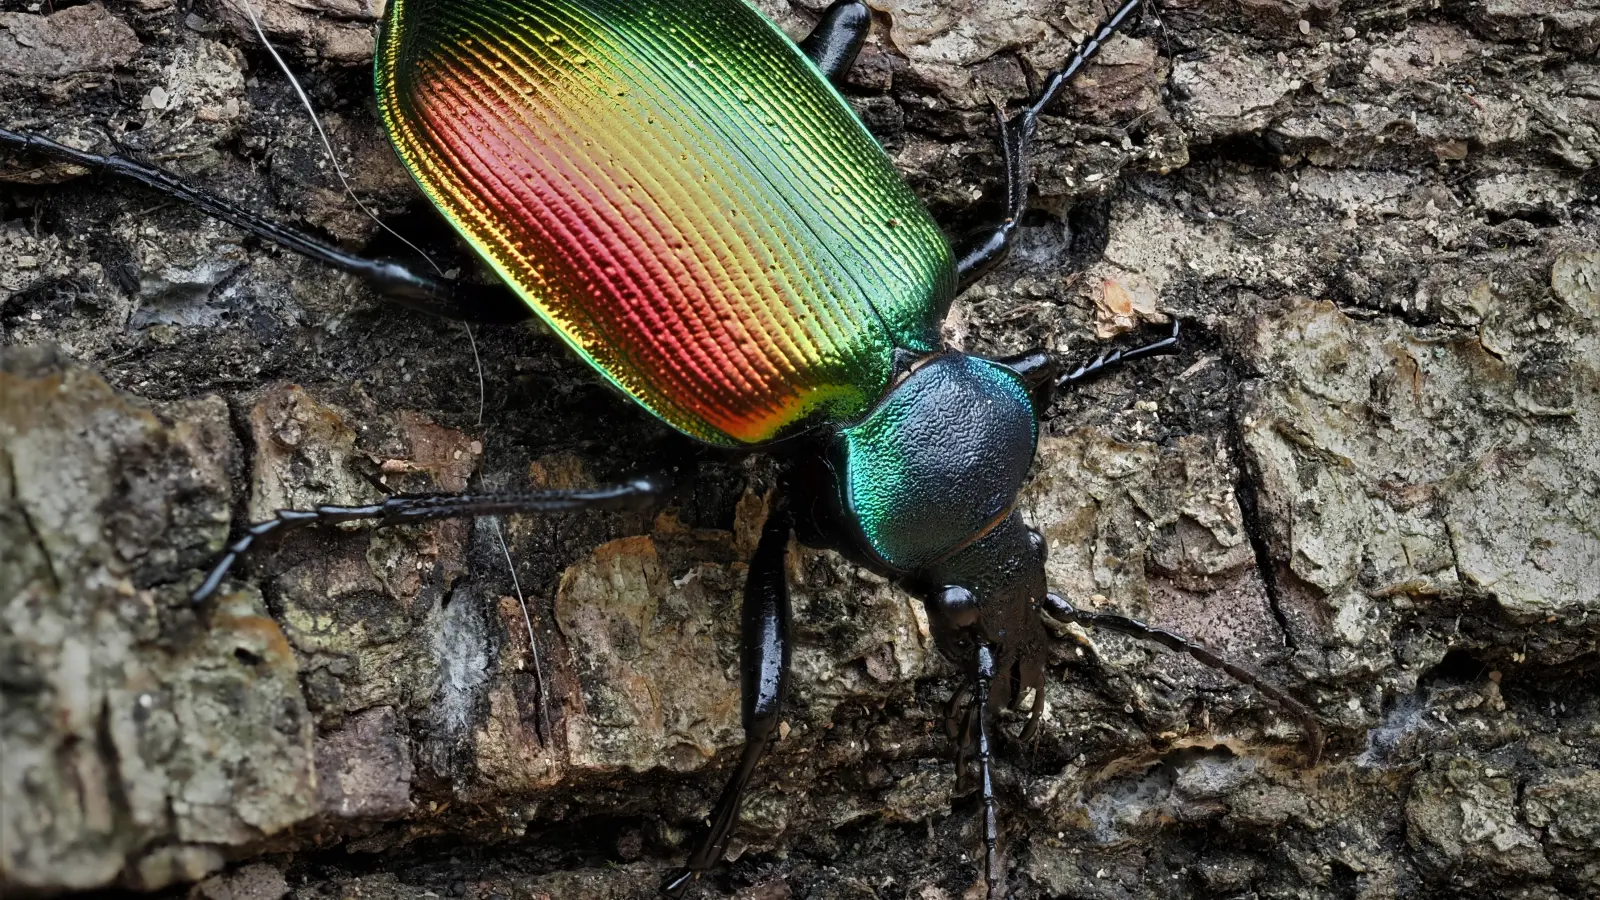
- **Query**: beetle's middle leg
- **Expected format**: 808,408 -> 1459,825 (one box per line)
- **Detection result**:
798,1 -> 872,86
991,319 -> 1180,411
1055,319 -> 1180,388
662,503 -> 794,897
1040,592 -> 1325,762
192,477 -> 669,603
953,0 -> 1146,292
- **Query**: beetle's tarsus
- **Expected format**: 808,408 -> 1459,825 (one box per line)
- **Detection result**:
1012,0 -> 1146,128
190,478 -> 671,604
1040,592 -> 1326,765
1019,678 -> 1047,743
659,868 -> 696,897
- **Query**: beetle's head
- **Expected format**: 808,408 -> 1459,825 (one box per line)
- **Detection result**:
917,511 -> 1053,713
811,352 -> 1052,704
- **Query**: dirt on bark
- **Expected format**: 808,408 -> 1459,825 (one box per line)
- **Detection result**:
2,0 -> 1598,898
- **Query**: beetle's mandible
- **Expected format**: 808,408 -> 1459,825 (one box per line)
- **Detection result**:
0,0 -> 1324,895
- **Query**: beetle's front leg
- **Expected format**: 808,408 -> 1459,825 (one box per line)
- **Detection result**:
662,503 -> 794,897
973,645 -> 1002,897
1055,320 -> 1181,388
798,1 -> 872,86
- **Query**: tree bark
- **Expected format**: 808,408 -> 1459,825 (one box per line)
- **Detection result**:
2,0 -> 1598,897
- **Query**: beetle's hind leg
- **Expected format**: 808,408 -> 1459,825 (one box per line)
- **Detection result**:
1040,592 -> 1325,763
953,0 -> 1146,292
0,127 -> 532,325
191,477 -> 669,603
799,1 -> 872,86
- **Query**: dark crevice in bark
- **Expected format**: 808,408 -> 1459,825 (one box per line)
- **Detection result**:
7,449 -> 61,593
213,393 -> 262,602
1225,393 -> 1298,653
94,695 -> 136,857
1328,297 -> 1475,331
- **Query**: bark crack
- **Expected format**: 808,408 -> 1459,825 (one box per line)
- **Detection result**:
8,448 -> 61,593
1225,395 -> 1297,652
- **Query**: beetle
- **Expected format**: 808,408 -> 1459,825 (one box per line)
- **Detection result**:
0,0 -> 1323,894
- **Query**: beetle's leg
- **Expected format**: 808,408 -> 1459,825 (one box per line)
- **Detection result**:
1056,319 -> 1180,388
798,1 -> 871,86
1040,592 -> 1325,763
993,322 -> 1178,413
974,644 -> 1002,897
1020,676 -> 1047,742
953,101 -> 1030,294
0,127 -> 532,325
192,477 -> 668,603
662,504 -> 794,898
953,0 -> 1145,292
993,348 -> 1057,393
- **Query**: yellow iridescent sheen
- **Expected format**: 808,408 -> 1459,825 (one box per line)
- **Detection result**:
376,0 -> 955,445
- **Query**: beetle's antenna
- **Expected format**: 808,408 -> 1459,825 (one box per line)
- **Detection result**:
491,517 -> 550,745
974,644 -> 1001,897
237,0 -> 444,277
1041,592 -> 1325,763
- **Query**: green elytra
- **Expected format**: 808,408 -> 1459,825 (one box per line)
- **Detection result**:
376,0 -> 957,446
373,0 -> 1015,566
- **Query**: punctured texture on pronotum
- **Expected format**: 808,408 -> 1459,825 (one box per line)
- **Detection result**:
838,355 -> 1039,573
376,0 -> 957,446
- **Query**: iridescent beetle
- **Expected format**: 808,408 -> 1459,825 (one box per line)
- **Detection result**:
0,0 -> 1323,894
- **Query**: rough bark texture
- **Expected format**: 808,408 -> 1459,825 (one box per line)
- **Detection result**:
2,0 -> 1598,898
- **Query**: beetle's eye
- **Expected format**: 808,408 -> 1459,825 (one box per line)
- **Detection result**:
932,585 -> 980,629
